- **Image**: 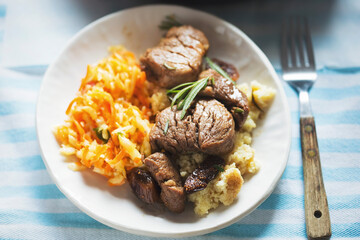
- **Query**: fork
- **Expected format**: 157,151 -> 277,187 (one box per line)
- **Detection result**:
281,17 -> 331,239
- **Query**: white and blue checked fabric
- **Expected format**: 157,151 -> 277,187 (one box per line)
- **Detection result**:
1,1 -> 359,239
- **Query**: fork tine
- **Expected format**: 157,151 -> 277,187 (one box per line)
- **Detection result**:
280,20 -> 289,70
304,17 -> 316,69
289,17 -> 298,67
296,17 -> 305,67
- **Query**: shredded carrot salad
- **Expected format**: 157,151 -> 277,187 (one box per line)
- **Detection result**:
54,46 -> 152,186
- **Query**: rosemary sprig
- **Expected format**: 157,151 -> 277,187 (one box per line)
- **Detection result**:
177,99 -> 185,110
205,57 -> 236,85
158,14 -> 182,30
234,108 -> 244,113
214,164 -> 225,172
167,77 -> 210,119
166,81 -> 194,93
170,85 -> 193,107
163,119 -> 170,135
180,77 -> 208,119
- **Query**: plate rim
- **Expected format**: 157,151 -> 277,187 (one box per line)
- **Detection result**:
36,4 -> 292,238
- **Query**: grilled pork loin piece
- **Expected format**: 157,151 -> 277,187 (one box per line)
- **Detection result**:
150,99 -> 235,156
184,155 -> 225,194
199,69 -> 249,129
205,58 -> 240,81
193,99 -> 235,155
144,153 -> 186,213
150,106 -> 199,154
127,168 -> 161,204
140,25 -> 209,88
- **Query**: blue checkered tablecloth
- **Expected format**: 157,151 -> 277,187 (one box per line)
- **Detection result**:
1,0 -> 359,239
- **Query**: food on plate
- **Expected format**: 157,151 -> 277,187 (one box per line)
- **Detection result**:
54,46 -> 152,186
127,167 -> 161,204
149,88 -> 171,114
144,152 -> 186,213
184,155 -> 225,194
198,68 -> 249,129
179,80 -> 275,215
192,100 -> 235,155
188,163 -> 243,215
150,99 -> 235,155
140,25 -> 209,88
54,20 -> 276,216
205,58 -> 240,81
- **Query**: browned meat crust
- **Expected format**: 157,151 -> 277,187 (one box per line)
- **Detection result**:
127,168 -> 161,204
205,58 -> 240,81
140,25 -> 209,88
184,155 -> 225,194
150,99 -> 235,156
199,69 -> 249,129
144,153 -> 186,213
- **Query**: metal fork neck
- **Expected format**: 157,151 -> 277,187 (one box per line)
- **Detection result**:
299,90 -> 313,117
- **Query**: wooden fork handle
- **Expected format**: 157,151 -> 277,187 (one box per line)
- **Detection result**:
300,117 -> 332,239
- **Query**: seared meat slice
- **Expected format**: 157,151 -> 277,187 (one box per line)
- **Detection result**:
144,153 -> 186,213
150,99 -> 235,156
150,106 -> 199,154
140,25 -> 209,88
184,155 -> 225,194
140,48 -> 196,89
199,69 -> 249,129
127,168 -> 161,204
193,99 -> 235,155
205,58 -> 239,81
166,25 -> 209,54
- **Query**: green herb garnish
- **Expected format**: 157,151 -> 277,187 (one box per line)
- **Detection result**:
169,85 -> 193,108
214,165 -> 225,172
180,77 -> 209,119
177,99 -> 185,110
205,57 -> 236,85
163,119 -> 170,135
94,126 -> 110,143
167,77 -> 209,119
166,82 -> 193,94
211,77 -> 215,86
164,62 -> 176,70
158,14 -> 182,30
234,108 -> 244,114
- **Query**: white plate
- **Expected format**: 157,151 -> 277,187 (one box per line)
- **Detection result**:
36,4 -> 291,238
